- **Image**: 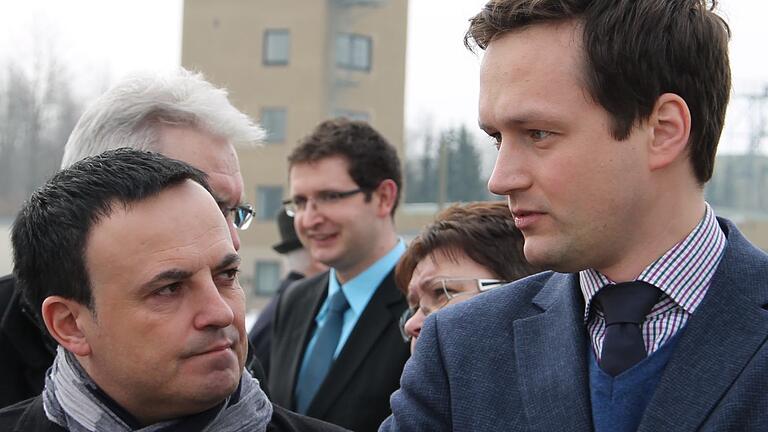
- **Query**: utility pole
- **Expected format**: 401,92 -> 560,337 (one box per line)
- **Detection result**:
437,133 -> 447,210
745,86 -> 768,155
744,86 -> 768,211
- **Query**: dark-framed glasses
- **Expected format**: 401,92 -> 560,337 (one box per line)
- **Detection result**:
225,203 -> 254,230
281,188 -> 364,217
398,278 -> 509,343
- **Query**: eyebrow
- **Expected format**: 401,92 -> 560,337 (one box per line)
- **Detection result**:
212,193 -> 241,211
421,278 -> 475,290
213,253 -> 241,272
415,277 -> 441,292
143,268 -> 193,290
213,194 -> 229,210
291,187 -> 359,198
142,253 -> 241,290
479,108 -> 565,133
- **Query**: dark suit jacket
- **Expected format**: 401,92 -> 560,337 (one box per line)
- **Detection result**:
0,275 -> 56,409
270,270 -> 410,432
250,270 -> 306,381
382,218 -> 768,431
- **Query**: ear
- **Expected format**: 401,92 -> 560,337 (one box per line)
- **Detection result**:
647,93 -> 691,171
373,179 -> 398,217
41,296 -> 93,357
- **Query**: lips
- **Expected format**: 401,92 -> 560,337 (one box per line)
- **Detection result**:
184,339 -> 235,360
309,232 -> 336,240
200,341 -> 234,355
191,339 -> 239,370
511,209 -> 545,230
182,330 -> 240,359
306,231 -> 339,245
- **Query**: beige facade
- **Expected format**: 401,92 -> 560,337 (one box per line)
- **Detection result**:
182,0 -> 417,307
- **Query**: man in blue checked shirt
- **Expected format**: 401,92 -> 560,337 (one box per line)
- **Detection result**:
383,1 -> 768,431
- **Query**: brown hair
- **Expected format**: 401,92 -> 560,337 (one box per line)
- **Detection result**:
288,118 -> 402,214
465,0 -> 731,183
396,201 -> 542,294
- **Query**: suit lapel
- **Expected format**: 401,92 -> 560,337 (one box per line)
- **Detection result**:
513,273 -> 593,432
282,273 -> 329,405
639,223 -> 768,432
307,271 -> 403,418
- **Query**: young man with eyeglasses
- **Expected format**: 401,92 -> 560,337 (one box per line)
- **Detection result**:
268,118 -> 410,432
0,69 -> 260,408
394,202 -> 541,353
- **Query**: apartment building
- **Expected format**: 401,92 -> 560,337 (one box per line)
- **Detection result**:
182,0 -> 431,307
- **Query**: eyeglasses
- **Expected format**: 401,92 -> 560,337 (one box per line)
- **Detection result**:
281,188 -> 364,217
398,278 -> 509,343
224,203 -> 254,230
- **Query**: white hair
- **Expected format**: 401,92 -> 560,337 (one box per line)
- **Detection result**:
61,68 -> 263,168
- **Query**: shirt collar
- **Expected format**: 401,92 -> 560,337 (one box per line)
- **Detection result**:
327,239 -> 406,317
580,203 -> 726,322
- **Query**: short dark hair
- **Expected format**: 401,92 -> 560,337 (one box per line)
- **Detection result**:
395,201 -> 542,294
465,0 -> 731,183
288,118 -> 402,214
12,148 -> 210,320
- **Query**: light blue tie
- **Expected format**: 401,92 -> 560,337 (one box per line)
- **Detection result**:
295,289 -> 350,414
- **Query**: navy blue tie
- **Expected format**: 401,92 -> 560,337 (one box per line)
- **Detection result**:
596,281 -> 660,377
295,289 -> 350,413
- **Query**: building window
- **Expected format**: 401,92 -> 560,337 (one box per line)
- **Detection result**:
260,108 -> 287,143
256,185 -> 284,221
332,109 -> 369,122
336,33 -> 372,71
263,29 -> 290,65
253,260 -> 281,296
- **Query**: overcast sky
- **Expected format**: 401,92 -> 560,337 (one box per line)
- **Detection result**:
1,0 -> 766,154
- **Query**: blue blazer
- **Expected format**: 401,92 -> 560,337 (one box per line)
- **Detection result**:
381,218 -> 768,431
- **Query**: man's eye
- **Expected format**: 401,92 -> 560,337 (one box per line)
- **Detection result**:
224,268 -> 240,279
318,192 -> 343,203
529,130 -> 552,140
217,268 -> 241,285
293,197 -> 308,206
155,283 -> 181,297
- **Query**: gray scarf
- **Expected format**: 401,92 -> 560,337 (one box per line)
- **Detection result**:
43,346 -> 272,432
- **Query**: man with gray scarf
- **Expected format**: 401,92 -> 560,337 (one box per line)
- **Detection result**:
0,149 -> 345,432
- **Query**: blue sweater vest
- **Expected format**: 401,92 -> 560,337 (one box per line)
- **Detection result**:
589,332 -> 683,432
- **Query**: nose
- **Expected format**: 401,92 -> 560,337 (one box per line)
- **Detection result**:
487,140 -> 531,196
228,222 -> 241,251
404,308 -> 425,348
193,279 -> 235,330
296,200 -> 324,229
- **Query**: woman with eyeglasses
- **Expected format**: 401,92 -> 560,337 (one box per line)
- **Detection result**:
397,201 -> 541,352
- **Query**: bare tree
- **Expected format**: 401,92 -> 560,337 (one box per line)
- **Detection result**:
0,47 -> 83,216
